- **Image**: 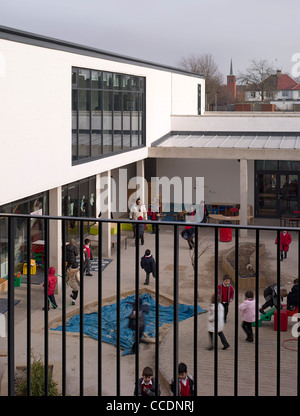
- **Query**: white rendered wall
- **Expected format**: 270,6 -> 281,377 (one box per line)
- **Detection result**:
156,158 -> 255,209
0,38 -> 203,206
171,113 -> 300,132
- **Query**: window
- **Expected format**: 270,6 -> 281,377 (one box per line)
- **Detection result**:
72,67 -> 146,164
250,92 -> 256,98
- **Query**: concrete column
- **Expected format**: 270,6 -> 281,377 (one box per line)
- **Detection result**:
49,186 -> 62,293
97,171 -> 111,257
136,160 -> 146,206
239,159 -> 248,238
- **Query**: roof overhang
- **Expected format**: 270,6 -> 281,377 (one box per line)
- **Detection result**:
149,132 -> 300,160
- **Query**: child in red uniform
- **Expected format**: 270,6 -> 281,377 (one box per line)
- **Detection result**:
134,366 -> 160,396
83,238 -> 93,276
218,275 -> 234,323
275,230 -> 292,261
170,363 -> 194,396
43,266 -> 58,310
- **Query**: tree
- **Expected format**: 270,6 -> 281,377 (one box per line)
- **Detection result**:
238,58 -> 276,102
179,53 -> 223,110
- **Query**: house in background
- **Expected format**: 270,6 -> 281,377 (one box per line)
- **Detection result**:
244,70 -> 300,111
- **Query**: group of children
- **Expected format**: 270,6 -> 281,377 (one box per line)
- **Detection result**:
43,238 -> 93,310
134,362 -> 194,396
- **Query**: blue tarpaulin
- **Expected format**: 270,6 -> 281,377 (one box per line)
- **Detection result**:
51,293 -> 206,355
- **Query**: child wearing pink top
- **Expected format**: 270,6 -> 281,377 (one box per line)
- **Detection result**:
239,290 -> 258,342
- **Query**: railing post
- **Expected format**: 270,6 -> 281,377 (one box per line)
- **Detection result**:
61,219 -> 67,396
155,221 -> 160,396
7,217 -> 15,396
234,227 -> 239,396
79,220 -> 84,396
116,222 -> 121,396
173,224 -> 179,396
134,220 -> 140,396
98,221 -> 103,396
193,225 -> 198,396
43,217 -> 49,396
214,226 -> 218,397
26,217 -> 31,396
255,228 -> 260,396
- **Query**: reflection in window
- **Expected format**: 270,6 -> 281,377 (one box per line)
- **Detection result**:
72,67 -> 145,163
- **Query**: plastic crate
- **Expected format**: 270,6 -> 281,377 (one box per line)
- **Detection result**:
23,260 -> 36,275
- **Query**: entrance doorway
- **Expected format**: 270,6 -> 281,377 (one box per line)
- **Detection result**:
256,167 -> 300,217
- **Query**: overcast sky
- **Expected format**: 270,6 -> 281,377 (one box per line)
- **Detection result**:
1,0 -> 299,81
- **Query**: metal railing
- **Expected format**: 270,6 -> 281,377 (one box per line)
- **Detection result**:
0,213 -> 300,396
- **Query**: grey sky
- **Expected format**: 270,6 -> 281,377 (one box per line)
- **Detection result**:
1,0 -> 299,81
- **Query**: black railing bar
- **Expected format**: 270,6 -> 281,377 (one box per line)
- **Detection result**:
155,223 -> 160,396
26,217 -> 31,396
44,218 -> 49,396
173,224 -> 179,396
234,228 -> 239,396
61,220 -> 67,396
193,226 -> 199,396
1,212 -> 299,233
297,230 -> 300,397
98,221 -> 103,396
134,223 -> 140,396
7,217 -> 15,396
116,223 -> 121,397
79,221 -> 84,396
255,229 -> 260,396
276,229 -> 281,396
214,227 -> 218,397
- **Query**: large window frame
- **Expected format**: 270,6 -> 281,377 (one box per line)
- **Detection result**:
72,67 -> 146,164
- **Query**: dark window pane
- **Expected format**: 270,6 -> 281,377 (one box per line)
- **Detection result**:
103,72 -> 112,89
72,68 -> 77,86
91,70 -> 102,89
103,91 -> 112,154
113,74 -> 121,89
78,69 -> 91,88
113,91 -> 122,151
131,93 -> 139,147
123,91 -> 131,148
122,75 -> 130,90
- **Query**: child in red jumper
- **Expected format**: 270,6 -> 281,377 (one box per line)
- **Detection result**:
218,275 -> 234,323
83,238 -> 93,276
275,230 -> 292,261
43,266 -> 58,310
170,363 -> 194,396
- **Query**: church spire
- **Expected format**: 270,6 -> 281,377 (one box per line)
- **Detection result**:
230,59 -> 233,75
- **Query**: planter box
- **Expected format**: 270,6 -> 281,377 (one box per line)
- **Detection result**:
0,278 -> 8,293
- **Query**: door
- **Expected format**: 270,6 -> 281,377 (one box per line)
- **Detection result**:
257,173 -> 277,216
278,174 -> 299,216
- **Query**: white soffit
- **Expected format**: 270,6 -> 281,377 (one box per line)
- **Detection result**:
156,134 -> 300,150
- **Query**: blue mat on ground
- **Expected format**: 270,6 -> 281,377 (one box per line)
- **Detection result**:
51,293 -> 206,355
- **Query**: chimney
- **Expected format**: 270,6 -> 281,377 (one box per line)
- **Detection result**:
276,70 -> 281,77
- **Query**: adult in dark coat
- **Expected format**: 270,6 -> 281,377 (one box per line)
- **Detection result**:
287,279 -> 299,310
66,239 -> 78,267
260,284 -> 287,314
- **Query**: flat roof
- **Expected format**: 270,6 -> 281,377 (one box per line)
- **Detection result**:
0,25 -> 204,78
153,132 -> 300,150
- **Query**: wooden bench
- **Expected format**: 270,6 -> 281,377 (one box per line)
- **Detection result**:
111,235 -> 128,250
